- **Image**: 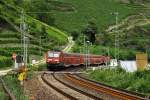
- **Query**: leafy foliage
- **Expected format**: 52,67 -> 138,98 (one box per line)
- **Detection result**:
88,69 -> 150,95
82,21 -> 98,44
0,56 -> 12,68
72,44 -> 136,60
2,74 -> 28,100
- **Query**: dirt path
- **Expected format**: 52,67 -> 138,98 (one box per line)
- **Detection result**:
24,74 -> 61,100
106,13 -> 150,33
0,69 -> 12,76
63,36 -> 75,53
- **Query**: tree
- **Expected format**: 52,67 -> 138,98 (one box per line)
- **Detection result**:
71,31 -> 79,41
82,21 -> 98,44
28,0 -> 55,25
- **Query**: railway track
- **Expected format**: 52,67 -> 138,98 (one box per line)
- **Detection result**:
0,78 -> 16,100
64,73 -> 149,100
41,72 -> 102,100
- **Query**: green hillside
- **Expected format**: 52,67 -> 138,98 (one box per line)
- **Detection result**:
50,0 -> 150,59
1,0 -> 150,68
51,0 -> 136,33
0,0 -> 68,68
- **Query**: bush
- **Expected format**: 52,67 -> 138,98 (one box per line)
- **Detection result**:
72,44 -> 136,60
87,69 -> 150,95
0,56 -> 13,68
38,63 -> 47,71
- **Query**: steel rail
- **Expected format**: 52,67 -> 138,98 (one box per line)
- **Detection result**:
76,74 -> 149,99
64,74 -> 148,100
1,78 -> 16,100
41,73 -> 77,100
52,73 -> 103,100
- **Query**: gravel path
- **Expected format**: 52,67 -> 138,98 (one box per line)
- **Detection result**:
24,74 -> 62,100
0,69 -> 12,76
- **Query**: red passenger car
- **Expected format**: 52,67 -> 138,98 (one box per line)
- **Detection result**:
46,51 -> 110,69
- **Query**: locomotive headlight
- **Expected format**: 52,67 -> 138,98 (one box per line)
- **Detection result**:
54,59 -> 59,62
48,59 -> 52,61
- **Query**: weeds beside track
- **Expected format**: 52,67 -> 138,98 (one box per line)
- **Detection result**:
64,74 -> 149,100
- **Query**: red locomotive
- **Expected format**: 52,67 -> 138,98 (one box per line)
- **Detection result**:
45,51 -> 110,70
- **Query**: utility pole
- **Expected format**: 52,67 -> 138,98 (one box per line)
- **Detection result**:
20,10 -> 24,55
39,36 -> 45,56
107,47 -> 110,57
86,41 -> 90,68
84,35 -> 86,54
83,35 -> 87,69
24,36 -> 28,65
80,47 -> 82,54
111,12 -> 119,61
86,41 -> 88,68
20,9 -> 28,66
115,12 -> 119,62
39,36 -> 42,56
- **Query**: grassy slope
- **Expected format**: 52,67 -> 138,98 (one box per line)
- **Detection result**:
0,82 -> 9,100
53,0 -> 150,59
87,69 -> 150,95
0,0 -> 68,44
2,74 -> 28,100
0,0 -> 69,68
52,0 -> 136,33
52,0 -> 150,54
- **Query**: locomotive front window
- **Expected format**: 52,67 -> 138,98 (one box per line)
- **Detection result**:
48,52 -> 60,58
54,53 -> 59,57
48,52 -> 53,57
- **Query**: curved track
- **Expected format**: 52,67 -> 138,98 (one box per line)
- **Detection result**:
41,73 -> 100,100
64,74 -> 149,100
1,78 -> 16,100
53,73 -> 102,99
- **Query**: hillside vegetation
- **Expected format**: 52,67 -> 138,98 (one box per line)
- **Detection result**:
52,0 -> 136,33
87,69 -> 150,96
50,0 -> 150,59
0,0 -> 68,68
1,0 -> 150,68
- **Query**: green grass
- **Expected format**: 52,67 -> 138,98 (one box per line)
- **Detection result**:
37,63 -> 47,71
0,0 -> 69,69
0,82 -> 9,100
0,0 -> 68,45
87,69 -> 150,95
0,56 -> 12,68
0,30 -> 20,38
52,0 -> 137,33
2,74 -> 28,100
26,15 -> 68,44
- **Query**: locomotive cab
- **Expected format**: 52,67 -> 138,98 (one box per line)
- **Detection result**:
46,51 -> 64,70
46,51 -> 61,65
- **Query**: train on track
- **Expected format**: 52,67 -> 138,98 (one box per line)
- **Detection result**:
45,51 -> 110,70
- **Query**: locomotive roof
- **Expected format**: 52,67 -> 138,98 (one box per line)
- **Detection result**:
47,51 -> 108,57
63,52 -> 106,57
